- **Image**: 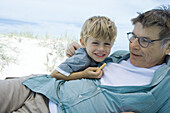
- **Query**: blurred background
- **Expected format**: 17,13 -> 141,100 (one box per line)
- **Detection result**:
0,0 -> 169,79
0,0 -> 169,52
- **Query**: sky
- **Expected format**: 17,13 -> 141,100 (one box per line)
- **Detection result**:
0,0 -> 169,51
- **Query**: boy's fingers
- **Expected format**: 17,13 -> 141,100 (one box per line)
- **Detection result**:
87,67 -> 98,71
98,71 -> 103,78
96,63 -> 106,72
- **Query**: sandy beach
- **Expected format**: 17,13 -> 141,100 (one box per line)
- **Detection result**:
0,34 -> 75,79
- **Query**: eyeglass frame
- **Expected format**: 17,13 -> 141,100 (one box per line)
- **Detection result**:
127,32 -> 163,48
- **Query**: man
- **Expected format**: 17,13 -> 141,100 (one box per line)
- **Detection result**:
0,6 -> 170,113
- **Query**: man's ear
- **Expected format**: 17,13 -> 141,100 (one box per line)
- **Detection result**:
80,39 -> 85,48
165,42 -> 170,55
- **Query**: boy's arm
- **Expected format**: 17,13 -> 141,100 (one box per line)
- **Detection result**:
50,70 -> 84,81
50,67 -> 103,81
58,48 -> 95,76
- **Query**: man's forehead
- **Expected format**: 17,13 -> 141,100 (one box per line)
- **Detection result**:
133,22 -> 161,39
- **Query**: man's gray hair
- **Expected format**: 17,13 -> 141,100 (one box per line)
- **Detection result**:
132,5 -> 170,47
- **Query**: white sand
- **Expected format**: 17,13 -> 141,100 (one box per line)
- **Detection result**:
0,35 -> 69,79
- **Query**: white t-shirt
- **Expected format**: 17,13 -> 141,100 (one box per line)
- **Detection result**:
100,59 -> 163,86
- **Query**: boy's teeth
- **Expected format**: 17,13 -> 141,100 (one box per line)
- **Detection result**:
96,53 -> 104,56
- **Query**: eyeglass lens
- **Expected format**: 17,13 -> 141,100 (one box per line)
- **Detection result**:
128,33 -> 149,48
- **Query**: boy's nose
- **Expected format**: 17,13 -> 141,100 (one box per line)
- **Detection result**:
98,46 -> 105,51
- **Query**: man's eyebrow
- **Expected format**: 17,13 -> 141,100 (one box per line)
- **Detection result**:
132,32 -> 150,39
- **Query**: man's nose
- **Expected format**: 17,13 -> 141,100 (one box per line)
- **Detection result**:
130,38 -> 140,49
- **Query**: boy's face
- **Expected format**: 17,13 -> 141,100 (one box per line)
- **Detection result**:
80,37 -> 113,62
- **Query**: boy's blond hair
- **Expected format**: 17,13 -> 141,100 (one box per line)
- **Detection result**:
80,16 -> 117,44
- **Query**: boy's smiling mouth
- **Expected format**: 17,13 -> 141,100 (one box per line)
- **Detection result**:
94,53 -> 106,57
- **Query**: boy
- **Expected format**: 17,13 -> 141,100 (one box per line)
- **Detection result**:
23,16 -> 117,113
50,16 -> 117,80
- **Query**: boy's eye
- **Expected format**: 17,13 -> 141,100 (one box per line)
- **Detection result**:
104,43 -> 111,46
92,42 -> 99,45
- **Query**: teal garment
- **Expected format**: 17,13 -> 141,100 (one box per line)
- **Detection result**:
58,48 -> 97,75
23,50 -> 170,113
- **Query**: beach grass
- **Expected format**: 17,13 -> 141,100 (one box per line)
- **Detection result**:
0,32 -> 79,79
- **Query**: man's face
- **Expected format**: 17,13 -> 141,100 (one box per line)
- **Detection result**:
81,37 -> 113,62
129,22 -> 169,68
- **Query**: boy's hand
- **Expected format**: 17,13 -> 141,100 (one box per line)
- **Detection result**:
66,42 -> 81,57
82,67 -> 103,79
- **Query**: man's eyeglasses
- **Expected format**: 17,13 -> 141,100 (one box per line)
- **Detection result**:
127,32 -> 163,48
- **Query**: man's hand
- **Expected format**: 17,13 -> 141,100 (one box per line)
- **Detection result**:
66,42 -> 81,57
82,67 -> 103,79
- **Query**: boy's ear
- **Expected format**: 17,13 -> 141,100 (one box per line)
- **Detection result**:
80,39 -> 86,48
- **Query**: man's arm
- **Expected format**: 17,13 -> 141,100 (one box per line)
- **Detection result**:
50,67 -> 103,81
66,42 -> 81,57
